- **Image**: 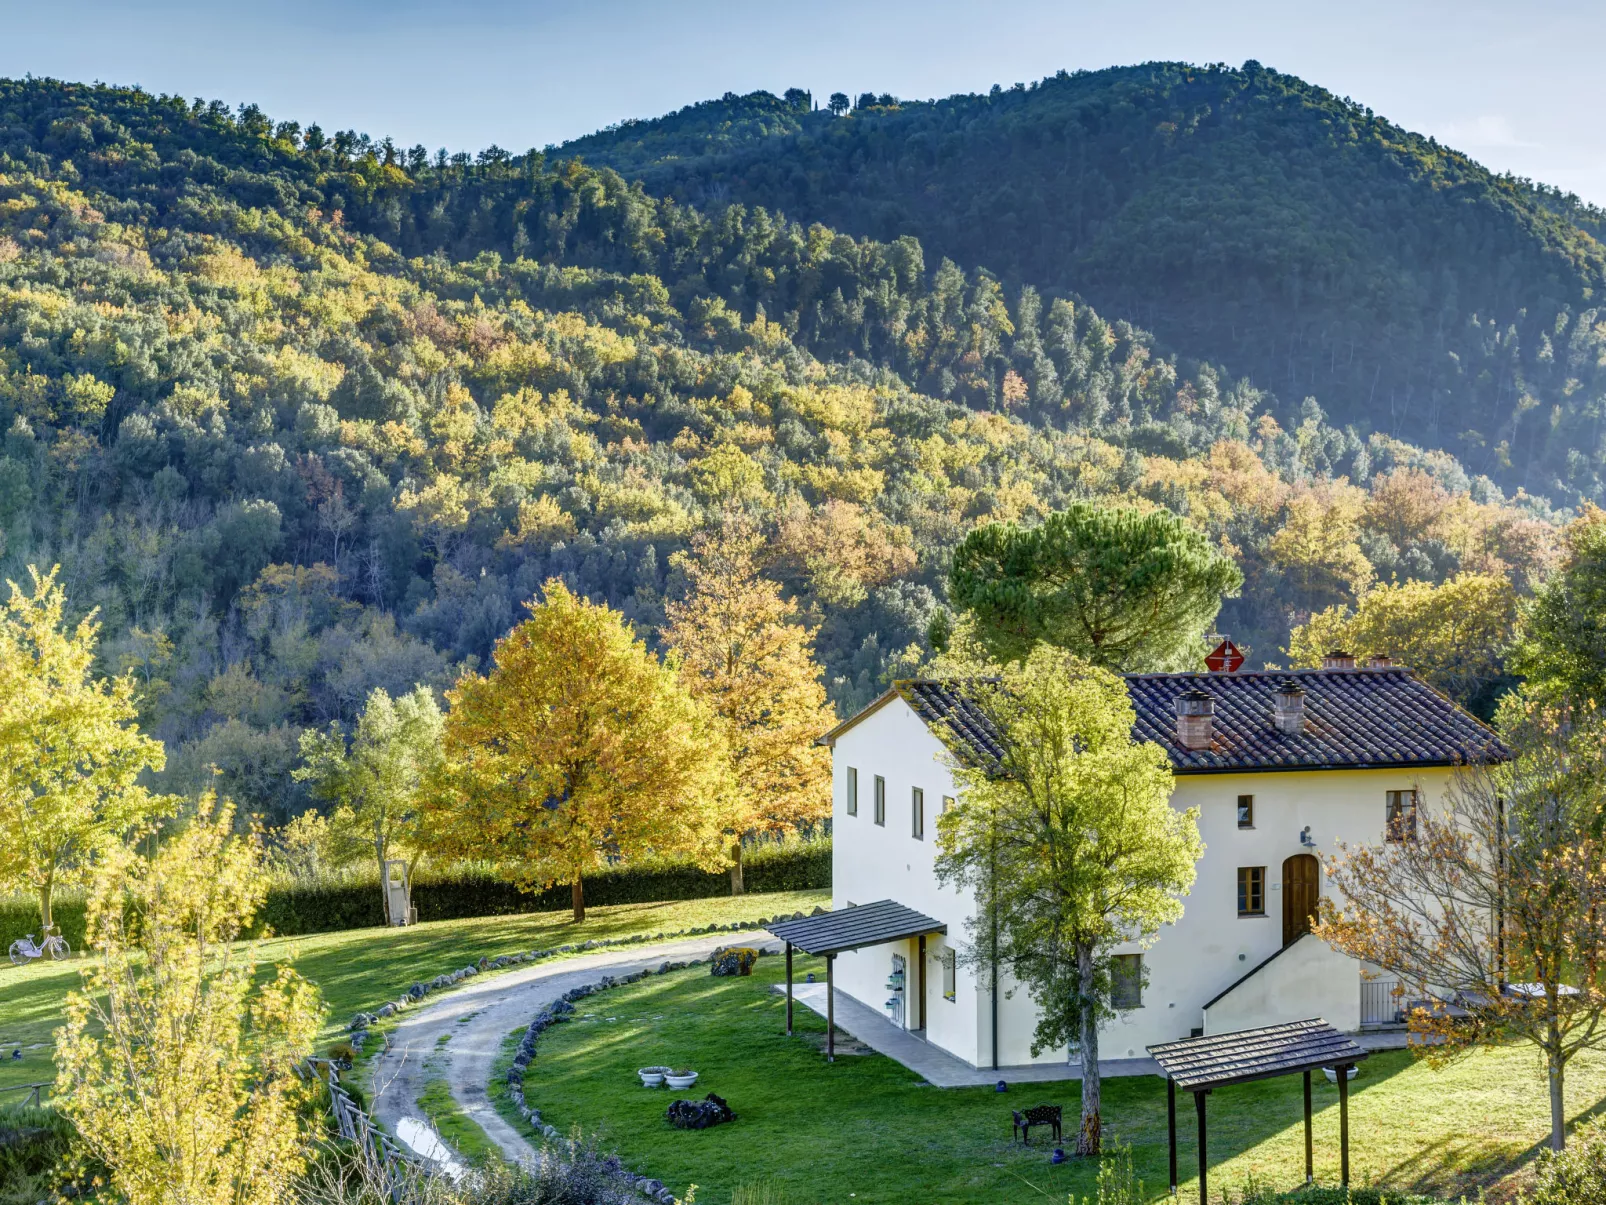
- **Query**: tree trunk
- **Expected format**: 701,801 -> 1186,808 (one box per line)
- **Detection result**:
375,830 -> 390,926
36,882 -> 54,936
1549,1046 -> 1566,1151
571,875 -> 585,924
729,840 -> 745,896
1076,941 -> 1102,1156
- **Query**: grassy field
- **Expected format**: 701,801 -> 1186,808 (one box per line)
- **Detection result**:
0,889 -> 829,1104
525,952 -> 1606,1205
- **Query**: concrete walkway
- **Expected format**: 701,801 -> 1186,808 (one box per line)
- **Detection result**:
779,982 -> 1161,1086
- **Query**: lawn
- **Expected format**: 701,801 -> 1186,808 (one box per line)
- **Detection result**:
0,889 -> 828,1104
524,952 -> 1606,1205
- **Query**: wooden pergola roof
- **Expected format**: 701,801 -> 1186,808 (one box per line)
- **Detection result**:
1148,1017 -> 1369,1091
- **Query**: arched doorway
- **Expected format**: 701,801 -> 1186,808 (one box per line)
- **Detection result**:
1283,854 -> 1320,946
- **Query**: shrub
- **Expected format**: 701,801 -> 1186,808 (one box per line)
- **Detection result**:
710,947 -> 759,976
1233,1187 -> 1455,1204
0,1103 -> 80,1205
1519,1114 -> 1606,1204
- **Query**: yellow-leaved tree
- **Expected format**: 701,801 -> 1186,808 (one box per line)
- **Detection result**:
663,520 -> 835,894
1287,571 -> 1519,711
434,579 -> 727,921
56,796 -> 323,1205
0,566 -> 167,935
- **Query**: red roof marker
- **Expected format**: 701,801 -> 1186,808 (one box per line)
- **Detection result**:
1205,639 -> 1245,673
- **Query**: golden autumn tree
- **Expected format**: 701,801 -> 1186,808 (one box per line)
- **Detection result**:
0,566 -> 167,935
435,580 -> 727,921
56,796 -> 323,1205
663,520 -> 835,894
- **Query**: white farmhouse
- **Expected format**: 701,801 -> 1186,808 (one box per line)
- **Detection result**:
814,653 -> 1504,1070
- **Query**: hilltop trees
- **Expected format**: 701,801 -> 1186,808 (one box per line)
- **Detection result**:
1511,505 -> 1606,709
433,581 -> 727,922
947,503 -> 1242,669
935,647 -> 1200,1155
0,567 -> 167,935
663,520 -> 834,894
293,684 -> 445,923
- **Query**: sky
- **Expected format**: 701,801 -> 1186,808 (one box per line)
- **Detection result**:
4,0 -> 1605,204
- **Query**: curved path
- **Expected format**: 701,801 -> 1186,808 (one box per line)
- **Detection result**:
369,932 -> 780,1165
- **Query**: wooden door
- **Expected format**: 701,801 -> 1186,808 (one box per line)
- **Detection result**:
1283,854 -> 1320,946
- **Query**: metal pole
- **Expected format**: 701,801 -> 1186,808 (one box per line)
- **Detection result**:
1167,1078 -> 1178,1195
1339,1064 -> 1351,1186
826,954 -> 835,1062
785,942 -> 794,1036
917,935 -> 927,1032
1304,1069 -> 1314,1184
1195,1089 -> 1209,1205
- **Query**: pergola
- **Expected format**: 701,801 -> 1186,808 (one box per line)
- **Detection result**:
767,900 -> 946,1061
1147,1018 -> 1369,1203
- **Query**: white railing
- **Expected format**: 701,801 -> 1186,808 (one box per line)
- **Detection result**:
1360,977 -> 1403,1026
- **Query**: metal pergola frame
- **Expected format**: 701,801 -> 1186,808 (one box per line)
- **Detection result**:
766,900 -> 945,1061
1148,1018 -> 1370,1203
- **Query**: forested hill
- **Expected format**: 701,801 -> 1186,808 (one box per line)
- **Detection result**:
0,77 -> 1563,827
559,62 -> 1606,509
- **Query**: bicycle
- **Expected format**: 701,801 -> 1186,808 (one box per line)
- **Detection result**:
8,930 -> 69,966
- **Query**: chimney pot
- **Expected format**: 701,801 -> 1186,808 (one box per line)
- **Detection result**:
1322,649 -> 1356,670
1368,654 -> 1392,669
1174,689 -> 1216,751
1272,678 -> 1307,735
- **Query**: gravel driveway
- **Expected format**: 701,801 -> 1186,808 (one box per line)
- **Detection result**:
368,932 -> 780,1165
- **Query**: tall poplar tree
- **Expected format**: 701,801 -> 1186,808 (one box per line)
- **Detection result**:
663,520 -> 834,894
935,647 -> 1201,1155
0,566 -> 167,934
434,580 -> 727,921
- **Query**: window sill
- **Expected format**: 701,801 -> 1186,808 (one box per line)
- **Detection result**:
1237,912 -> 1267,919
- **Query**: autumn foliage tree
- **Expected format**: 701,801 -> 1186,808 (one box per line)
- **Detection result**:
434,580 -> 727,921
0,566 -> 167,934
56,796 -> 323,1205
663,520 -> 834,894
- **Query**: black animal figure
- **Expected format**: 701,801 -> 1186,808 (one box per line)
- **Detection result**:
666,1092 -> 736,1129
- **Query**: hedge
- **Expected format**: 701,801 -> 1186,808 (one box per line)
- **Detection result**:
0,837 -> 831,948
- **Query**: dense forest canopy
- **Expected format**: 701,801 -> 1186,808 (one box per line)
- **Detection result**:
559,62 -> 1606,509
0,75 -> 1565,829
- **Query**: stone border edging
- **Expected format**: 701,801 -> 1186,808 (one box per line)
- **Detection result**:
343,908 -> 820,1052
503,943 -> 781,1204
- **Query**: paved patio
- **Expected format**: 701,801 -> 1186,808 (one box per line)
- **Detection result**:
775,982 -> 1161,1087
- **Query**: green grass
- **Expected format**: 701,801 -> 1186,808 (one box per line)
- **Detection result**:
525,953 -> 1606,1205
0,889 -> 828,1102
416,1076 -> 496,1166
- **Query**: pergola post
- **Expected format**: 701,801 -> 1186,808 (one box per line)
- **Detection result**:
1303,1070 -> 1313,1184
1194,1089 -> 1209,1205
1338,1063 -> 1351,1186
1167,1077 -> 1177,1195
826,953 -> 836,1062
785,942 -> 794,1037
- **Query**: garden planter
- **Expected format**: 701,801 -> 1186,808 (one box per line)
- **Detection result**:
1323,1066 -> 1358,1083
664,1071 -> 699,1090
638,1066 -> 671,1087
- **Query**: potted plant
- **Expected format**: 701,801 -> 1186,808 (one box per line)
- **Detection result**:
638,1065 -> 672,1087
1322,1066 -> 1359,1084
664,1067 -> 699,1089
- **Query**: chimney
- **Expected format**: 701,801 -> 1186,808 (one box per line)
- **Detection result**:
1174,689 -> 1216,751
1271,679 -> 1306,735
1322,649 -> 1356,670
1368,654 -> 1392,669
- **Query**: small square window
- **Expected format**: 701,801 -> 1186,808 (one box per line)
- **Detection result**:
846,767 -> 858,817
873,775 -> 886,826
1111,954 -> 1143,1009
1237,794 -> 1254,829
912,787 -> 924,839
1386,790 -> 1417,842
1237,866 -> 1266,916
941,795 -> 955,815
942,947 -> 956,1001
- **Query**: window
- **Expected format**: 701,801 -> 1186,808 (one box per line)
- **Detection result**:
846,767 -> 858,816
1386,790 -> 1418,842
942,947 -> 956,1001
873,775 -> 886,826
1237,866 -> 1266,916
1111,954 -> 1143,1009
941,795 -> 955,815
1237,794 -> 1254,829
912,788 -> 924,839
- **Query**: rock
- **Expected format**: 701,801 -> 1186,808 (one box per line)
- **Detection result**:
375,1003 -> 395,1019
542,1124 -> 559,1139
349,1013 -> 374,1031
810,906 -> 827,916
644,1179 -> 663,1194
463,965 -> 478,977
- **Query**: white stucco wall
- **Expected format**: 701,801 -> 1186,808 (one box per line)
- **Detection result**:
1202,932 -> 1362,1034
827,692 -> 1464,1068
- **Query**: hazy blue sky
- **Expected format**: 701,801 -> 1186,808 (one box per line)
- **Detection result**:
4,0 -> 1604,203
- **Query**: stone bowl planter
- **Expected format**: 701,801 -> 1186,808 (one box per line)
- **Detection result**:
639,1066 -> 672,1087
1323,1066 -> 1358,1084
664,1070 -> 699,1090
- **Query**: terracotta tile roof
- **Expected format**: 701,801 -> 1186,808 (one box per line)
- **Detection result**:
886,669 -> 1506,775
